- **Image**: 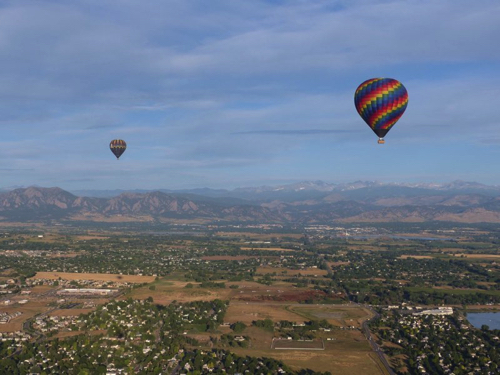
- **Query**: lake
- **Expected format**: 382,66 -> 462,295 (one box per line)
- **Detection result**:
466,312 -> 500,330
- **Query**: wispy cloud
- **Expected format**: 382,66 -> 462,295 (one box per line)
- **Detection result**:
0,168 -> 35,172
232,129 -> 358,135
0,1 -> 498,189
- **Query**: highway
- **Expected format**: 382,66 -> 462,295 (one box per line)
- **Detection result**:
361,306 -> 396,375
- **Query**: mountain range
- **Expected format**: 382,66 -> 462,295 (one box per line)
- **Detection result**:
2,181 -> 500,223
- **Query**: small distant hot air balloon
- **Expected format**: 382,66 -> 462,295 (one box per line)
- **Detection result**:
354,78 -> 408,144
110,139 -> 127,159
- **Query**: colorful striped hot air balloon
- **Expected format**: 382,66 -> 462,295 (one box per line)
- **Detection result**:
110,139 -> 127,159
354,78 -> 408,144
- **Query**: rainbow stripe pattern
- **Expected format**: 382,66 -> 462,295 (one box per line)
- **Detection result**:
354,78 -> 408,138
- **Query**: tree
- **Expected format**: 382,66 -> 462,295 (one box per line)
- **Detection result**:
231,321 -> 247,333
224,353 -> 233,368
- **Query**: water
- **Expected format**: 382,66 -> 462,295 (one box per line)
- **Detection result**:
466,312 -> 500,330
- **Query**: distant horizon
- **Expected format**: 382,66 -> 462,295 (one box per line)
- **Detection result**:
1,178 -> 499,194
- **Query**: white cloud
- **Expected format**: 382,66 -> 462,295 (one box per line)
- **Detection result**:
0,0 -> 498,188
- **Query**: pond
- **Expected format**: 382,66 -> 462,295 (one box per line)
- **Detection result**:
466,312 -> 500,330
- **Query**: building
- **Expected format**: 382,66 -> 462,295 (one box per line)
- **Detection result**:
414,307 -> 453,316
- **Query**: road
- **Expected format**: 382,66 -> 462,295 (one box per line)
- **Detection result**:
361,306 -> 396,375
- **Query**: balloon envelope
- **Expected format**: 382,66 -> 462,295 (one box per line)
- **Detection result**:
110,139 -> 127,159
354,78 -> 408,139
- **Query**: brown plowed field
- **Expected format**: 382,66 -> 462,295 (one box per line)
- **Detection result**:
257,266 -> 328,276
237,290 -> 328,303
32,272 -> 155,283
49,309 -> 95,316
124,279 -> 232,304
225,302 -> 304,324
0,301 -> 51,332
201,255 -> 256,261
240,247 -> 296,252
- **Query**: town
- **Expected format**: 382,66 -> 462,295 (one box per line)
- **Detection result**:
0,225 -> 499,374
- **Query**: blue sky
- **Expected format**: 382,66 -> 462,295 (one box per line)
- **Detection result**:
0,0 -> 499,190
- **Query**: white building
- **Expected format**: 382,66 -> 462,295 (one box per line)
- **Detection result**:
414,307 -> 453,316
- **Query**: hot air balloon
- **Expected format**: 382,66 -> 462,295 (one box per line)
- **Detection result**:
354,78 -> 408,144
110,139 -> 127,159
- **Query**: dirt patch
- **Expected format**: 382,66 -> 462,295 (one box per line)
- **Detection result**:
452,254 -> 500,259
215,232 -> 303,240
53,330 -> 107,339
237,289 -> 329,303
124,279 -> 232,305
49,308 -> 95,317
46,252 -> 82,258
230,329 -> 386,374
75,235 -> 110,240
240,247 -> 296,252
186,333 -> 213,343
328,261 -> 351,267
272,338 -> 324,350
201,255 -> 256,261
32,272 -> 155,283
382,341 -> 403,349
289,305 -> 373,328
226,302 -> 305,324
29,285 -> 55,294
257,266 -> 328,277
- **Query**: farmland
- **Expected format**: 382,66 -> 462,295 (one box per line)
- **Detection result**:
257,266 -> 328,277
272,338 -> 325,350
124,278 -> 232,304
48,308 -> 94,317
0,300 -> 51,332
201,255 -> 257,261
288,305 -> 373,328
452,253 -> 500,260
225,302 -> 305,324
32,272 -> 156,283
240,247 -> 296,252
1,224 -> 499,374
215,232 -> 304,240
229,328 -> 387,374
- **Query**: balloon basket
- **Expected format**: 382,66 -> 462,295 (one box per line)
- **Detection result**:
377,139 -> 385,144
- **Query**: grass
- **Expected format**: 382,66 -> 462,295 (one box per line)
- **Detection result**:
287,305 -> 373,328
272,339 -> 324,349
229,328 -> 387,374
225,302 -> 305,324
124,277 -> 232,304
